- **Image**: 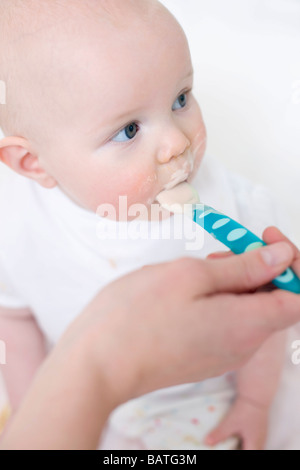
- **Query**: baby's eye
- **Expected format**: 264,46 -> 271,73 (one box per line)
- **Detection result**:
112,122 -> 139,142
172,93 -> 187,111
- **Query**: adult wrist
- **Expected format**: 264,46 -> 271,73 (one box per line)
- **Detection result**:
73,309 -> 142,410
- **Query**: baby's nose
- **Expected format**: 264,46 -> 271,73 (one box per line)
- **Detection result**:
156,126 -> 190,164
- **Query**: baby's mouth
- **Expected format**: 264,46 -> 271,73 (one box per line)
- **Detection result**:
161,154 -> 194,191
163,172 -> 189,191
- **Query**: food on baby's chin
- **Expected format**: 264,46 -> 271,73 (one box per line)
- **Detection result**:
156,182 -> 200,214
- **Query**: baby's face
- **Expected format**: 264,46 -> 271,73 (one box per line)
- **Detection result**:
32,3 -> 207,219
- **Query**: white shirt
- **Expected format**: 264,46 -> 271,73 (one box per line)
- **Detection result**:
0,154 -> 290,345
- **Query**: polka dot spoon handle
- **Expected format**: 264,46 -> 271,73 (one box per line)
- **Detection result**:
193,204 -> 300,294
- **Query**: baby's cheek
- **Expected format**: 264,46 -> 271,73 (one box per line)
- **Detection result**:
97,170 -> 157,221
116,168 -> 158,206
192,150 -> 203,177
191,127 -> 207,174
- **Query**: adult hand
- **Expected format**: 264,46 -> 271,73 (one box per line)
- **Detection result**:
1,238 -> 300,449
207,226 -> 300,291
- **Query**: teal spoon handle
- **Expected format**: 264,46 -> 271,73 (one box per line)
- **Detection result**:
193,204 -> 300,294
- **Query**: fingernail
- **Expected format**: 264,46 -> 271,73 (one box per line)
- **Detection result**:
261,243 -> 293,267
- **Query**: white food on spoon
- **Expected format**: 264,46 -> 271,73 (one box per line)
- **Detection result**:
156,182 -> 200,215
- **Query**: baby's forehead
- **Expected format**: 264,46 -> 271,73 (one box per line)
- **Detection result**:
1,0 -> 168,80
1,1 -> 162,88
1,0 -> 159,38
0,0 -> 188,140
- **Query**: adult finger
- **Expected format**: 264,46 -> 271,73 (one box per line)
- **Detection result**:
206,250 -> 233,260
229,289 -> 300,339
263,226 -> 300,276
199,289 -> 300,369
263,226 -> 298,250
194,241 -> 294,296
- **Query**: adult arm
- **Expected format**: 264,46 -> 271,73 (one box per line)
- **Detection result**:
0,308 -> 47,410
1,240 -> 300,450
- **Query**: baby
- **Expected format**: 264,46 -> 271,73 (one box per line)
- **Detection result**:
0,0 -> 287,450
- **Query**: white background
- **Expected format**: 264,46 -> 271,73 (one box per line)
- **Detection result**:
160,0 -> 300,242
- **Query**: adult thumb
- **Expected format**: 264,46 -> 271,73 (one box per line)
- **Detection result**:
199,242 -> 295,295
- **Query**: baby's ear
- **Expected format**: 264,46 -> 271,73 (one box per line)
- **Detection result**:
0,136 -> 57,188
